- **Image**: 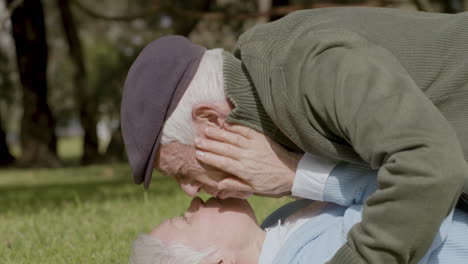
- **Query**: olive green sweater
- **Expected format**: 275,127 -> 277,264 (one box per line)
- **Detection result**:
222,7 -> 468,264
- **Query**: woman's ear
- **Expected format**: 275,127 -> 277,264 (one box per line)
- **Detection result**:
213,259 -> 236,264
192,104 -> 226,128
205,251 -> 236,264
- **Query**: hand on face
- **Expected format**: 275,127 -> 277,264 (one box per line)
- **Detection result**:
155,141 -> 233,197
194,123 -> 304,199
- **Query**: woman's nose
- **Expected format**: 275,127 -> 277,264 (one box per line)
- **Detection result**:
187,196 -> 204,214
202,184 -> 220,197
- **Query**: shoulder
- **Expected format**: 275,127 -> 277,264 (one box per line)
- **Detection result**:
235,9 -> 345,64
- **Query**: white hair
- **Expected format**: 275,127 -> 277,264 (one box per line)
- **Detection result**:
161,48 -> 225,145
130,234 -> 216,264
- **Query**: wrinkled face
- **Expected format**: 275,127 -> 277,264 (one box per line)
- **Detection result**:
150,197 -> 258,251
154,100 -> 237,197
155,141 -> 229,197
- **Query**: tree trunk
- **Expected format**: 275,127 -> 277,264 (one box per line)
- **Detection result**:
57,0 -> 99,164
257,0 -> 272,24
105,126 -> 126,162
463,0 -> 468,10
171,0 -> 212,36
79,107 -> 100,164
58,0 -> 99,164
444,0 -> 464,13
8,0 -> 60,167
270,0 -> 289,21
0,111 -> 15,166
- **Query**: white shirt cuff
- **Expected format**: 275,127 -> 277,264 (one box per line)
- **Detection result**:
291,153 -> 339,201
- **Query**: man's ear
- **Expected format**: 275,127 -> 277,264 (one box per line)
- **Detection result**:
192,104 -> 226,128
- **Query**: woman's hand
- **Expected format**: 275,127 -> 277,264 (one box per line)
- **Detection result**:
195,123 -> 303,199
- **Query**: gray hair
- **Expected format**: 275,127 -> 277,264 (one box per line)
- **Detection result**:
161,48 -> 225,145
130,234 -> 216,264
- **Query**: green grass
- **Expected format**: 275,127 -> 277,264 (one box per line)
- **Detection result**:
0,164 -> 292,263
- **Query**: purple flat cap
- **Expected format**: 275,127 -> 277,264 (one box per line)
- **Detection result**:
121,35 -> 206,188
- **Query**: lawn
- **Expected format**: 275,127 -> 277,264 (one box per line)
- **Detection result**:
0,163 -> 292,263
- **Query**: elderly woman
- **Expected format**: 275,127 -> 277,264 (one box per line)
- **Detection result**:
130,168 -> 468,264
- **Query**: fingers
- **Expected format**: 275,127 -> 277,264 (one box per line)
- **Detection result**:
254,191 -> 290,198
217,177 -> 254,199
195,150 -> 243,177
223,122 -> 256,139
195,137 -> 242,160
204,127 -> 248,148
219,191 -> 253,200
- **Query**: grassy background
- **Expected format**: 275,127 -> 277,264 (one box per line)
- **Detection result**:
0,138 -> 292,263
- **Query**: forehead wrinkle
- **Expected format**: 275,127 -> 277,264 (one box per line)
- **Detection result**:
160,146 -> 186,176
179,151 -> 205,176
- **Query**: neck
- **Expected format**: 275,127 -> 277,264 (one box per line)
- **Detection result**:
222,51 -> 268,131
236,227 -> 266,264
222,51 -> 299,150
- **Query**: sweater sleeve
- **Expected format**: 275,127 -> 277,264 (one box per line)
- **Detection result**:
282,45 -> 467,264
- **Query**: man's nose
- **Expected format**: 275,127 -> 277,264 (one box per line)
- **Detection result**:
202,184 -> 219,197
180,181 -> 201,197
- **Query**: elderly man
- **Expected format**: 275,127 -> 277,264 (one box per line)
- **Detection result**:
121,7 -> 468,264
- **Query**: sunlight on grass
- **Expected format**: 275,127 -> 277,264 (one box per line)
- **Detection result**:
9,143 -> 21,158
0,164 -> 292,263
58,136 -> 83,162
9,136 -> 84,163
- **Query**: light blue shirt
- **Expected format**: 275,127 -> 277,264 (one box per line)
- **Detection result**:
260,163 -> 468,264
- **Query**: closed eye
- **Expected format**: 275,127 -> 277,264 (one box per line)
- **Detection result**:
175,173 -> 187,182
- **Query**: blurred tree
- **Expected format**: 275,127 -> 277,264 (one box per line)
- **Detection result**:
7,0 -> 60,167
58,0 -> 99,164
84,40 -> 136,162
67,0 -> 216,162
168,0 -> 213,36
271,0 -> 290,20
443,0 -> 464,12
0,112 -> 14,166
0,47 -> 15,166
412,0 -> 435,11
105,0 -> 212,162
